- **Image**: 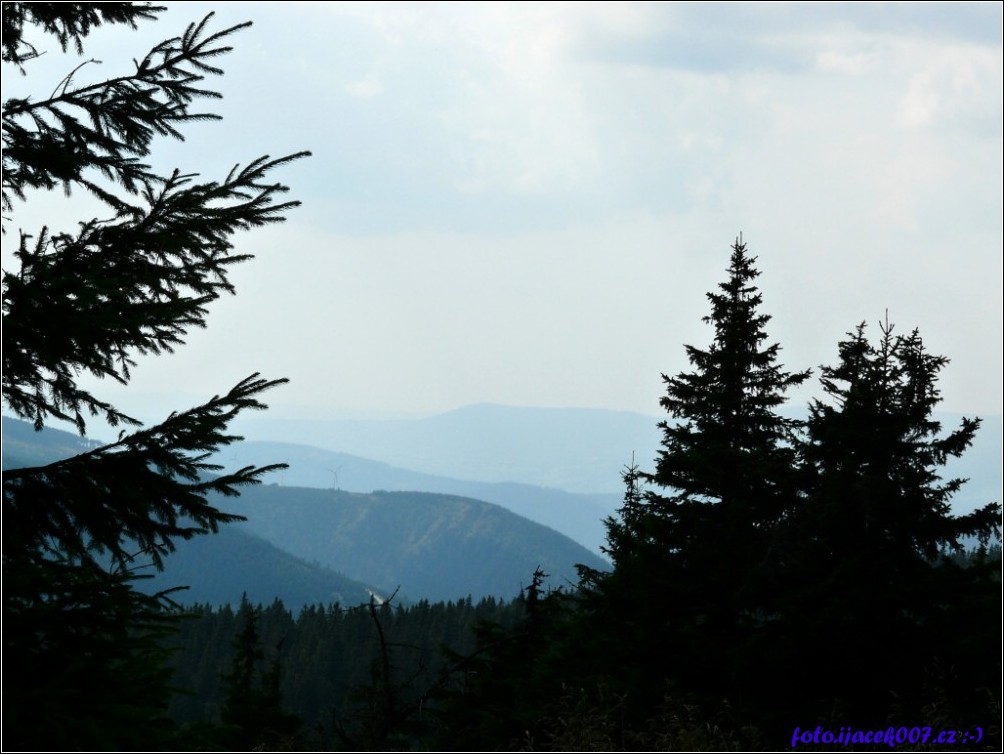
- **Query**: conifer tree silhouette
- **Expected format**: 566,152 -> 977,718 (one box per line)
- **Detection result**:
591,238 -> 810,707
2,4 -> 308,747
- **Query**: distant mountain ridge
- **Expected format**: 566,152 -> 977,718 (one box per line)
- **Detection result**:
209,440 -> 616,555
4,403 -> 998,604
232,403 -> 664,494
1,416 -> 611,604
217,485 -> 609,603
232,403 -> 1002,514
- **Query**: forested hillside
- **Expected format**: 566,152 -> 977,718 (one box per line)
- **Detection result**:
217,485 -> 609,602
136,526 -> 376,612
208,438 -> 618,554
3,416 -> 609,604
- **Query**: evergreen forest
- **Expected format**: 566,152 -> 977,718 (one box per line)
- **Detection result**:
2,4 -> 1001,751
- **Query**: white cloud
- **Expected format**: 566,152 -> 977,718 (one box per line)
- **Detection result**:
345,74 -> 385,98
815,49 -> 875,75
897,41 -> 1002,127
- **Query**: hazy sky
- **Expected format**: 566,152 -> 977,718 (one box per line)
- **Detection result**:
5,2 -> 1002,424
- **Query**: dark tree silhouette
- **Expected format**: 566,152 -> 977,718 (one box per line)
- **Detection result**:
774,317 -> 1002,726
588,237 -> 811,712
2,4 -> 308,747
219,597 -> 301,750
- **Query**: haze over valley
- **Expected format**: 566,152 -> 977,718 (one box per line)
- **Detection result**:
4,403 -> 998,609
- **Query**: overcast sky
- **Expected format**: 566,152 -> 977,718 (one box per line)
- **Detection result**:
5,1 -> 1002,424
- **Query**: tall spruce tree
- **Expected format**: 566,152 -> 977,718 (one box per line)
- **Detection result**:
606,239 -> 810,570
581,237 -> 811,726
775,318 -> 1002,726
2,4 -> 308,748
803,318 -> 999,561
219,597 -> 301,750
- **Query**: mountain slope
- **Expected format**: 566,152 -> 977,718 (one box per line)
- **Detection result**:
212,440 -> 617,555
5,408 -> 996,604
221,484 -> 610,602
1,416 -> 102,469
137,525 -> 376,611
2,417 -> 611,603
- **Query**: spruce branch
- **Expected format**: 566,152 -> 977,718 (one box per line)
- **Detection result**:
3,373 -> 289,570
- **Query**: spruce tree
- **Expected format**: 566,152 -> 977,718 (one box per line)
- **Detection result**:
603,239 -> 809,582
446,255 -> 810,744
219,597 -> 301,750
777,318 -> 1002,726
803,318 -> 999,561
647,237 -> 809,523
579,237 -> 811,731
2,4 -> 308,748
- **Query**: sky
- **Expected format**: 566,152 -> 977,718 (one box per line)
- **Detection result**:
4,1 -> 1002,425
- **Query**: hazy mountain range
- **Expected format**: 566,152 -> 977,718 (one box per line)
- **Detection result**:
231,403 -> 1001,515
231,403 -> 663,494
1,414 -> 612,607
3,403 -> 999,609
214,485 -> 608,603
207,439 -> 617,555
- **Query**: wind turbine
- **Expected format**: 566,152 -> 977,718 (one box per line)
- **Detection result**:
324,465 -> 343,491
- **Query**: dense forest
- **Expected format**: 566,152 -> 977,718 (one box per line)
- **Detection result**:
2,4 -> 1000,751
165,594 -> 527,750
163,540 -> 1001,751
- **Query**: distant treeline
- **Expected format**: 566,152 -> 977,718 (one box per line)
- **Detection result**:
166,593 -> 526,749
